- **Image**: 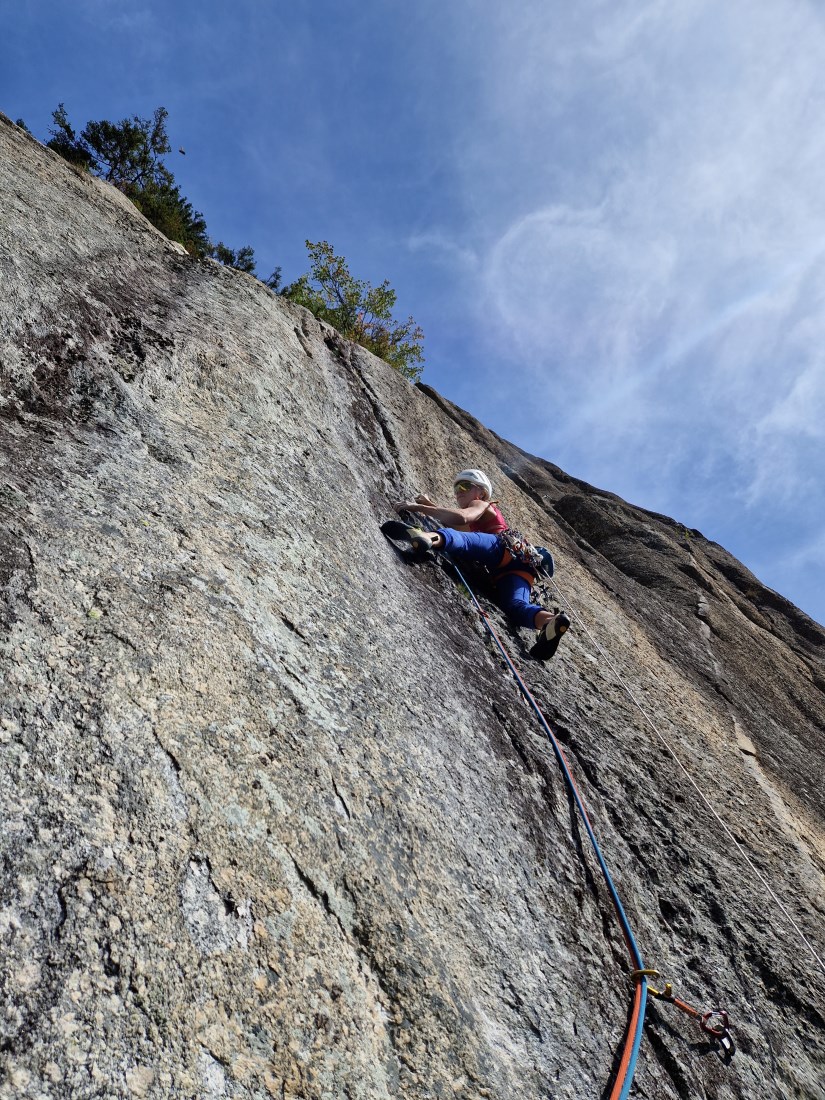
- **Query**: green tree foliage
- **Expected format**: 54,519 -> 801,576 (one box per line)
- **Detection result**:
52,104 -> 171,186
134,178 -> 210,257
45,104 -> 246,263
283,240 -> 424,381
208,242 -> 256,274
47,104 -> 96,170
264,267 -> 283,292
40,112 -> 419,373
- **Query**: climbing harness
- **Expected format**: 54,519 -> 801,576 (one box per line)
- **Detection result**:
494,528 -> 556,579
401,511 -> 734,1097
498,527 -> 545,573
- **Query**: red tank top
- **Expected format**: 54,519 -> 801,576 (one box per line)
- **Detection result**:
468,504 -> 508,535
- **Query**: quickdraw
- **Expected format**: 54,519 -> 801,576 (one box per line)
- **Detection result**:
631,970 -> 734,1054
499,527 -> 545,572
498,529 -> 556,579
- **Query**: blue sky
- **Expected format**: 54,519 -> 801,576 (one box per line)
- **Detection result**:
4,0 -> 825,626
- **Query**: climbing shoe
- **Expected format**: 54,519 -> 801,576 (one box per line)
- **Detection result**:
380,520 -> 439,563
530,610 -> 571,661
407,527 -> 437,560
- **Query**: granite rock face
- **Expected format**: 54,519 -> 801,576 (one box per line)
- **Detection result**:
1,113 -> 824,1100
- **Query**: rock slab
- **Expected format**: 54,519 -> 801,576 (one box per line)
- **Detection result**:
1,113 -> 824,1099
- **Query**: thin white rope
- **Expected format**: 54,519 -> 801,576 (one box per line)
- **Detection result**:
547,575 -> 825,981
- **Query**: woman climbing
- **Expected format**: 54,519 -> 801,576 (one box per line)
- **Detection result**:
394,469 -> 570,660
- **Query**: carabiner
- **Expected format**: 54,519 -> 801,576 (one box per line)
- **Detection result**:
631,969 -> 672,1000
701,1009 -> 733,1052
630,968 -> 661,989
634,970 -> 734,1054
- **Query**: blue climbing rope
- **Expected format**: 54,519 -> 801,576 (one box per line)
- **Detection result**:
398,511 -> 735,1089
402,517 -> 650,1097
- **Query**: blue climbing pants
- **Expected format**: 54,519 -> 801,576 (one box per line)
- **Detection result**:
437,529 -> 543,629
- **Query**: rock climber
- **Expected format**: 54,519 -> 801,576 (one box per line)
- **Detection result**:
394,468 -> 570,660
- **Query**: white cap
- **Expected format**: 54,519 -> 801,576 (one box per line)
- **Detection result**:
453,469 -> 493,500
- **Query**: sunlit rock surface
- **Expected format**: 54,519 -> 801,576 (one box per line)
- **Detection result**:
1,112 -> 824,1100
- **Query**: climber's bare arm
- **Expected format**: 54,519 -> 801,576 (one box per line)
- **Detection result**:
393,498 -> 490,527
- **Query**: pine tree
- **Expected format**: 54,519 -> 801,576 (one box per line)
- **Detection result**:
284,241 -> 424,381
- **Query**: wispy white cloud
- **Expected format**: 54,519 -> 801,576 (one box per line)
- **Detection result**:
407,231 -> 479,273
778,528 -> 825,573
754,361 -> 825,442
78,0 -> 158,38
456,0 -> 825,533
